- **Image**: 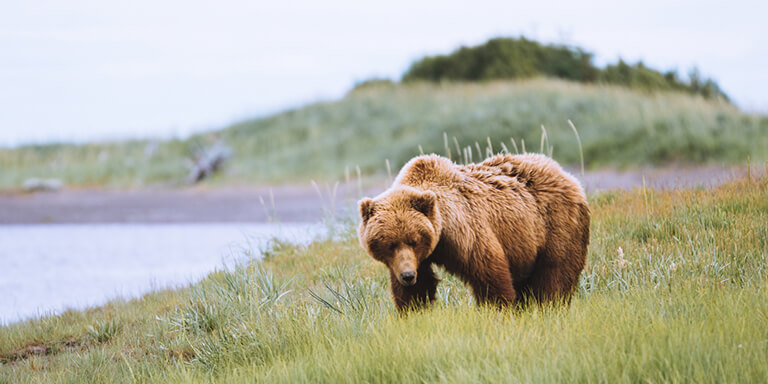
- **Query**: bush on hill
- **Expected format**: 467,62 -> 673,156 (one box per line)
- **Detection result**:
402,37 -> 729,101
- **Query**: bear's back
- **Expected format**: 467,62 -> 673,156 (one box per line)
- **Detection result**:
392,153 -> 585,211
474,153 -> 586,205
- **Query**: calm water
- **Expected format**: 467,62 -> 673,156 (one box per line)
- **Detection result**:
0,223 -> 324,324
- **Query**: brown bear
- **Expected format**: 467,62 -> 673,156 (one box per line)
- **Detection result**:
358,153 -> 590,311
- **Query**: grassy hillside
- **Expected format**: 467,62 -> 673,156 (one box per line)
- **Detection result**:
2,178 -> 767,382
1,79 -> 766,190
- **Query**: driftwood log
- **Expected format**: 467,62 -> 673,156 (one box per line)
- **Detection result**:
186,143 -> 232,184
23,178 -> 63,193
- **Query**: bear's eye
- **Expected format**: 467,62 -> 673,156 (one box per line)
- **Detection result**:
388,243 -> 397,251
406,240 -> 417,247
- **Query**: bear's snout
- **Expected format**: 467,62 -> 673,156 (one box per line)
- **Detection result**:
392,247 -> 418,286
400,271 -> 416,286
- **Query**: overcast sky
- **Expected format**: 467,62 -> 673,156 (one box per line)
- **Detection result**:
1,0 -> 766,146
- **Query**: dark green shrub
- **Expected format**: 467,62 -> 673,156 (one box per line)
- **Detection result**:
402,37 -> 728,101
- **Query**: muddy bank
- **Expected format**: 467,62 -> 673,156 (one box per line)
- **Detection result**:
0,165 -> 759,224
0,185 -> 358,224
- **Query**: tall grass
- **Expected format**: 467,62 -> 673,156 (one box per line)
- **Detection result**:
1,178 -> 767,382
1,79 -> 766,190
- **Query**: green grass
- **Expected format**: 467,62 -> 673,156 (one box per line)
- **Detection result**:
2,178 -> 767,383
2,78 -> 767,190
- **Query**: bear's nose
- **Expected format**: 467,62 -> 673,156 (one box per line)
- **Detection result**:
400,271 -> 416,285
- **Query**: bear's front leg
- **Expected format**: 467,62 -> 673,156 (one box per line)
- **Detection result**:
389,263 -> 438,312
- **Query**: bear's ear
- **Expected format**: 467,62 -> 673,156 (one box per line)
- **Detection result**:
411,190 -> 436,217
359,198 -> 376,223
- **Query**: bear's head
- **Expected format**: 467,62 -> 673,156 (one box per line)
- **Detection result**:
357,187 -> 442,286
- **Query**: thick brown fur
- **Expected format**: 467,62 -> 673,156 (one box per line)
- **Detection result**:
358,154 -> 590,312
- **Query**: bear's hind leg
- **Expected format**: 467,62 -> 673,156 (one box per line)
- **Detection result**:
523,261 -> 576,305
525,204 -> 589,305
525,245 -> 586,305
390,263 -> 439,312
468,259 -> 517,307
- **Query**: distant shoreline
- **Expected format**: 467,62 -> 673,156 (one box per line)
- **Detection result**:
0,165 -> 756,224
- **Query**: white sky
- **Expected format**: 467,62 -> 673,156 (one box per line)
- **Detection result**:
1,0 -> 766,146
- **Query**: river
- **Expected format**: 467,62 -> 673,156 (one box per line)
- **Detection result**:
0,223 -> 324,324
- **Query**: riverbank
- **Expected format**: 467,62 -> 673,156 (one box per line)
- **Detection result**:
0,164 -> 759,224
